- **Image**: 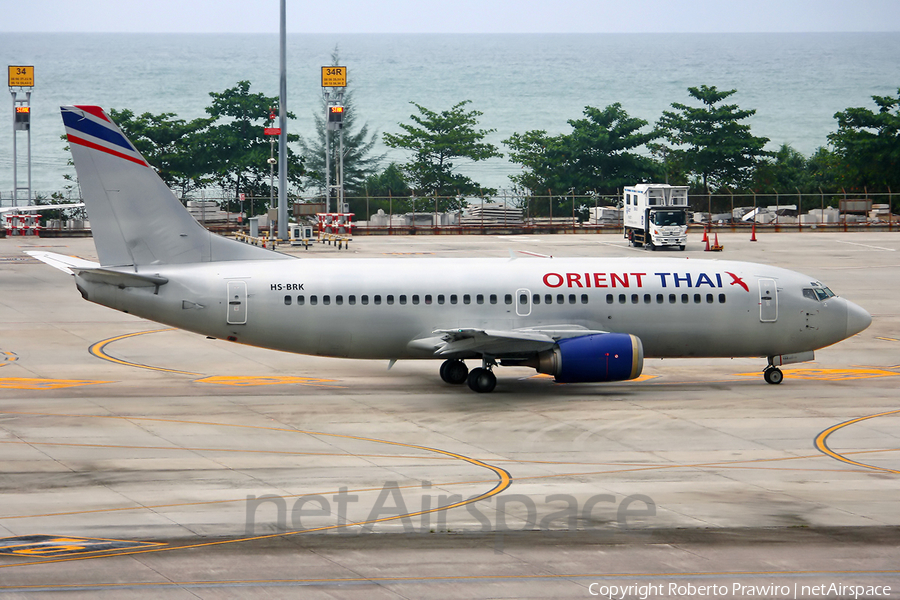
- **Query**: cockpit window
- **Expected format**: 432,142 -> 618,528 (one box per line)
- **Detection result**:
805,282 -> 837,301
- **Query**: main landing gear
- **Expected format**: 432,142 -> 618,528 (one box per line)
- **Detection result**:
439,358 -> 497,393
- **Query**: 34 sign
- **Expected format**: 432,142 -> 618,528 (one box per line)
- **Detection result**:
8,65 -> 34,87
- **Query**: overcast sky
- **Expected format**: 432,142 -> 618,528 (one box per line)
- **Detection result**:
4,0 -> 900,33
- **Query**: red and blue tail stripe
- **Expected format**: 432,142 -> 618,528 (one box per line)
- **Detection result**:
61,105 -> 149,168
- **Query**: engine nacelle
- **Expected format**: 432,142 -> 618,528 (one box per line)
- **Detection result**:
534,333 -> 643,383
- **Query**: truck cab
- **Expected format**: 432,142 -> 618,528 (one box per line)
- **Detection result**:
623,184 -> 689,250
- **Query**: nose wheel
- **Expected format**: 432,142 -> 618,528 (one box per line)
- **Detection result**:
764,366 -> 783,385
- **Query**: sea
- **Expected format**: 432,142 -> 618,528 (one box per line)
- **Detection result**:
2,32 -> 900,200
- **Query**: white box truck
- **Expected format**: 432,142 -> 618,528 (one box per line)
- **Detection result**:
623,184 -> 689,250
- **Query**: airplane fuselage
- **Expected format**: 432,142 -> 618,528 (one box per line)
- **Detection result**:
74,256 -> 862,362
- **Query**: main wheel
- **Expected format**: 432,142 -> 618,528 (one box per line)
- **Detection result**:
440,359 -> 468,384
764,367 -> 784,385
466,368 -> 497,393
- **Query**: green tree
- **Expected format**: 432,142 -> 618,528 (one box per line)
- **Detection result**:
505,103 -> 661,196
827,88 -> 900,192
384,100 -> 502,207
656,85 -> 770,190
108,108 -> 214,197
751,143 -> 812,192
203,81 -> 305,213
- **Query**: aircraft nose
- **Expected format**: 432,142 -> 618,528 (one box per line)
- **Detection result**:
846,301 -> 872,337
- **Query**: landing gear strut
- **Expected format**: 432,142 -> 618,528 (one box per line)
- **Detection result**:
439,359 -> 468,385
764,366 -> 783,385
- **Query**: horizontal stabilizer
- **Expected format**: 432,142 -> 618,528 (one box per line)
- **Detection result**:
25,251 -> 167,288
25,251 -> 99,275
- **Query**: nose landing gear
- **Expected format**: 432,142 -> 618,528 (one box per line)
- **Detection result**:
764,366 -> 784,385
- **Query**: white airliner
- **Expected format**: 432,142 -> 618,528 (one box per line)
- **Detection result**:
28,105 -> 872,392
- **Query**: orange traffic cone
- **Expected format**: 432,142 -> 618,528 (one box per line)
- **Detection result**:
713,232 -> 722,251
702,225 -> 709,242
705,235 -> 711,251
750,221 -> 757,242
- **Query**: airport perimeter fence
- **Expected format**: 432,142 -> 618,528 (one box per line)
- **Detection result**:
2,189 -> 898,237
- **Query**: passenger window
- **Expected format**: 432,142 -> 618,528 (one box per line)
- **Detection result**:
310,295 -> 318,305
387,295 -> 395,305
644,294 -> 652,304
533,294 -> 541,305
477,294 -> 484,304
581,294 -> 589,304
412,295 -> 419,305
669,294 -> 676,304
519,293 -> 528,305
450,294 -> 458,305
706,294 -> 714,304
298,295 -> 305,305
336,295 -> 343,305
438,294 -> 445,305
361,295 -> 369,305
349,295 -> 356,305
618,294 -> 626,304
323,295 -> 331,305
284,295 -> 292,306
505,294 -> 512,305
693,294 -> 701,304
374,295 -> 381,305
425,294 -> 432,304
718,293 -> 726,303
490,294 -> 497,305
545,294 -> 553,305
399,295 -> 407,305
657,294 -> 664,304
569,294 -> 576,304
681,294 -> 688,304
606,294 -> 614,304
463,294 -> 471,305
631,294 -> 639,304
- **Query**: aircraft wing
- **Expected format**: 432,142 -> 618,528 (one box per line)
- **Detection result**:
410,325 -> 609,357
25,251 -> 168,288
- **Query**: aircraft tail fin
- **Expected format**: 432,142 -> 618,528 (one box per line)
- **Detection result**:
61,105 -> 287,268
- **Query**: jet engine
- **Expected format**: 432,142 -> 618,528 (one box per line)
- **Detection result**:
529,333 -> 644,383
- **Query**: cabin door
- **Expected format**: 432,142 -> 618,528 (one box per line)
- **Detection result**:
226,280 -> 248,325
758,278 -> 778,323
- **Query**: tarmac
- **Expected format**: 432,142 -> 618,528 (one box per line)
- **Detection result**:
0,230 -> 898,598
